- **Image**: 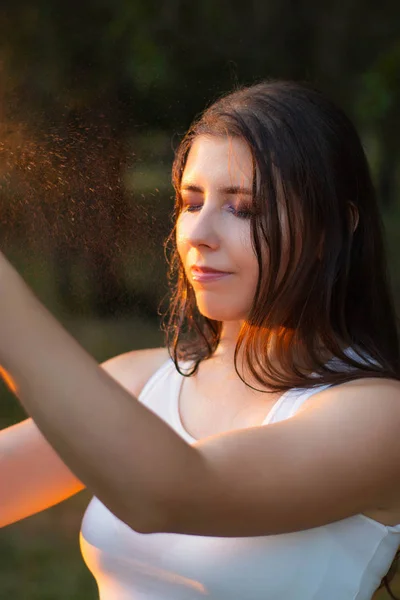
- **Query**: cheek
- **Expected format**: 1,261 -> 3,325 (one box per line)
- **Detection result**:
235,239 -> 259,299
234,218 -> 252,247
175,217 -> 187,258
237,226 -> 258,267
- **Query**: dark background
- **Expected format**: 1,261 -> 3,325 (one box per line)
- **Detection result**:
0,1 -> 400,597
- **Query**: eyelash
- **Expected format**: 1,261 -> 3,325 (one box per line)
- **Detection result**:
182,204 -> 253,219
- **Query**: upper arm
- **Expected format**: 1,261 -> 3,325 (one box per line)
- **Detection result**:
161,379 -> 400,537
0,346 -> 169,527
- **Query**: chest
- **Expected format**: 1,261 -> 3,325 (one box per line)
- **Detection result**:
81,497 -> 386,600
178,370 -> 283,440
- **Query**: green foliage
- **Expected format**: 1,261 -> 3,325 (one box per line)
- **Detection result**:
357,41 -> 400,125
358,71 -> 394,123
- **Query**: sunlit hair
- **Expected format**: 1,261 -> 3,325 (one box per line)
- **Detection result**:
161,80 -> 400,391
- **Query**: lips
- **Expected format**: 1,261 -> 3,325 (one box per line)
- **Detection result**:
190,266 -> 233,282
191,266 -> 231,275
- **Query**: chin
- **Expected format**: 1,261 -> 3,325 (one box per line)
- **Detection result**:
197,303 -> 246,322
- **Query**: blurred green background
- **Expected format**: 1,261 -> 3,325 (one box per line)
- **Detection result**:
0,1 -> 400,598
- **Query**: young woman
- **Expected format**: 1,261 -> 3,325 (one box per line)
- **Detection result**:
1,80 -> 400,599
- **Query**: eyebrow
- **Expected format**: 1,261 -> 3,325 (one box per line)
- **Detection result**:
180,183 -> 253,196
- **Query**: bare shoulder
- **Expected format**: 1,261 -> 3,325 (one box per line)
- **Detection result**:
298,376 -> 400,417
296,376 -> 400,479
101,347 -> 170,398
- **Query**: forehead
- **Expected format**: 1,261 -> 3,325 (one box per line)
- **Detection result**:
181,135 -> 253,188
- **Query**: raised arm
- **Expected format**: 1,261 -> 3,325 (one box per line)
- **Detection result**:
1,253 -> 399,538
0,347 -> 169,528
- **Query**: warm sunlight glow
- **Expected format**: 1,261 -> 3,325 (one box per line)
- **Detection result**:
0,364 -> 17,393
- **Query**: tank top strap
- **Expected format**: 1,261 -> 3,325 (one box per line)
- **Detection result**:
138,357 -> 175,402
266,383 -> 332,425
266,345 -> 378,424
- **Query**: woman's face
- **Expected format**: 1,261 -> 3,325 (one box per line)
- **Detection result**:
176,135 -> 259,322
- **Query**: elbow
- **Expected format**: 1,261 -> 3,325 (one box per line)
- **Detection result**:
121,498 -> 172,535
122,447 -> 206,535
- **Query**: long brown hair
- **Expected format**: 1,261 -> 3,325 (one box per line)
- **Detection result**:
162,80 -> 400,391
161,79 -> 400,596
378,548 -> 400,596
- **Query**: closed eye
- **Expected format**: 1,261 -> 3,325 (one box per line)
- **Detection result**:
183,204 -> 253,219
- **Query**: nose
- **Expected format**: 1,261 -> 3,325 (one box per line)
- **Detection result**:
181,205 -> 220,250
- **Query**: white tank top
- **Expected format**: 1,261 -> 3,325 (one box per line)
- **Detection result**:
80,358 -> 400,600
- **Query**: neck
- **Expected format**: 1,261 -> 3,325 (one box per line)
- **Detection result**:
212,321 -> 244,363
211,322 -> 335,377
